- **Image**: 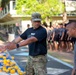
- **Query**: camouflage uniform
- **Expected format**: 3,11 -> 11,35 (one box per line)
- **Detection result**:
25,55 -> 47,75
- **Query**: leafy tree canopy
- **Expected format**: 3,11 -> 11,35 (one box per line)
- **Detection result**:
16,0 -> 64,19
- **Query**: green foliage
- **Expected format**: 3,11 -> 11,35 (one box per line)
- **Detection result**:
16,0 -> 64,20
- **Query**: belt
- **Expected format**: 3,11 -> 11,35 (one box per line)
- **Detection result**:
30,54 -> 46,58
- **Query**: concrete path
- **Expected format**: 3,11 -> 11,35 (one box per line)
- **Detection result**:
9,46 -> 73,75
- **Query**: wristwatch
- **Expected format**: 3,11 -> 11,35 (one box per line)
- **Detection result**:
16,44 -> 19,48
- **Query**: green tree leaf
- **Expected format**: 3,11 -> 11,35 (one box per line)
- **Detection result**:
16,0 -> 64,20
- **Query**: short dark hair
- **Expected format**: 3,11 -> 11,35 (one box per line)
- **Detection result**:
43,22 -> 48,27
66,22 -> 76,29
58,23 -> 63,26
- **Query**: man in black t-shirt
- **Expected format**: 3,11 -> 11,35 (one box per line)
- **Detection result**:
0,12 -> 47,75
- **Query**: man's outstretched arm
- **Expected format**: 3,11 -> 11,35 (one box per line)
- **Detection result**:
0,36 -> 22,51
5,36 -> 38,50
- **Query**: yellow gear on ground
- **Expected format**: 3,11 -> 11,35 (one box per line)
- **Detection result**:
10,62 -> 16,66
11,56 -> 14,60
6,63 -> 10,66
8,67 -> 13,70
18,71 -> 24,75
2,67 -> 7,72
5,69 -> 9,73
14,65 -> 19,70
7,59 -> 10,63
17,69 -> 21,73
10,69 -> 16,74
3,56 -> 6,59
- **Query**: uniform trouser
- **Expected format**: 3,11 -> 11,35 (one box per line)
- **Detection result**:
25,55 -> 47,75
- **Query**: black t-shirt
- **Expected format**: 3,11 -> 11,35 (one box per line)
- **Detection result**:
20,26 -> 47,56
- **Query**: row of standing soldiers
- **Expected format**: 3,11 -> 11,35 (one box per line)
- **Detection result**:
43,22 -> 76,52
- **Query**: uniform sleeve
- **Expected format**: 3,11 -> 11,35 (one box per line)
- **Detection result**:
34,29 -> 47,42
20,30 -> 27,40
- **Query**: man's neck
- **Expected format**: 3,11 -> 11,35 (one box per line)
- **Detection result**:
33,26 -> 41,29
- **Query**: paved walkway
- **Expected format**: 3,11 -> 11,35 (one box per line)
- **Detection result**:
8,47 -> 72,75
48,50 -> 74,66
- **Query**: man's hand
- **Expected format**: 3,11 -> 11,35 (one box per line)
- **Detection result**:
0,45 -> 6,52
5,42 -> 17,50
71,68 -> 76,75
0,42 -> 17,52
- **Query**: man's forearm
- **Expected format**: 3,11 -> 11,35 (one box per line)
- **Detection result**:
12,36 -> 22,44
6,37 -> 37,50
18,37 -> 37,47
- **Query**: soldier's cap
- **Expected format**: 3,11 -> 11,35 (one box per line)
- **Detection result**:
31,12 -> 41,21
